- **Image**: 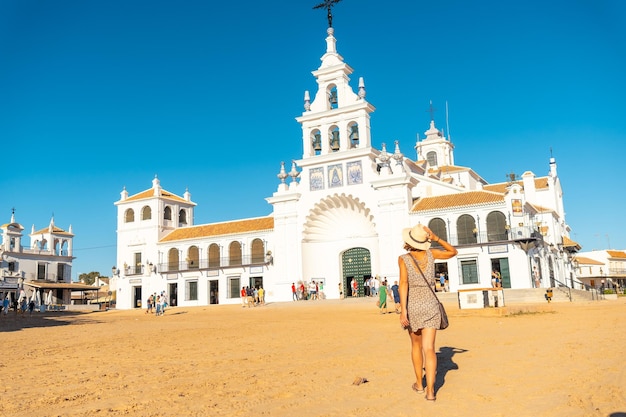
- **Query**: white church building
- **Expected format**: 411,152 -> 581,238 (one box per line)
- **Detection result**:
113,26 -> 580,310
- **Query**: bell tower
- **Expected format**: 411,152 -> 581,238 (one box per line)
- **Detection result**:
296,27 -> 376,159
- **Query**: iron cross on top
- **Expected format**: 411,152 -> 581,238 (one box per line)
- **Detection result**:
313,0 -> 342,28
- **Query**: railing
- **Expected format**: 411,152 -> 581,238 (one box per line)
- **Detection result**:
608,267 -> 626,276
157,255 -> 269,273
551,277 -> 599,301
434,226 -> 540,247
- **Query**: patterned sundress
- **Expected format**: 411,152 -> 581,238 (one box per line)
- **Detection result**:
400,251 -> 442,332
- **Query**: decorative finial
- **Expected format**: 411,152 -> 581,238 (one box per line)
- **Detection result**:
289,160 -> 300,183
392,140 -> 404,170
378,143 -> 392,174
277,162 -> 288,184
304,91 -> 311,111
313,0 -> 341,28
358,77 -> 366,100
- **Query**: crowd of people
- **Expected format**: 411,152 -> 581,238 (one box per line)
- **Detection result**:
240,286 -> 265,307
145,292 -> 168,315
290,281 -> 325,301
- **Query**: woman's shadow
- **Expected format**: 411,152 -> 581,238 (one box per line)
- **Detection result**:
433,346 -> 468,392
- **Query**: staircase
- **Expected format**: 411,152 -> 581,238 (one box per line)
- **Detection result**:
438,287 -> 598,306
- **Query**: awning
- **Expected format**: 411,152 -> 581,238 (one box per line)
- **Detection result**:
562,235 -> 582,251
24,281 -> 97,291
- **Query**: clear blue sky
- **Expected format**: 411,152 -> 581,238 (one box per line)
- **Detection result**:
1,0 -> 625,280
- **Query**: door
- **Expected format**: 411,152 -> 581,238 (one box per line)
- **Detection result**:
209,280 -> 219,305
491,258 -> 511,288
342,248 -> 372,297
133,286 -> 142,309
168,283 -> 178,307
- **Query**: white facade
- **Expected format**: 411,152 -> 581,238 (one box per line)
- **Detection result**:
0,211 -> 86,307
574,250 -> 626,290
113,27 -> 580,309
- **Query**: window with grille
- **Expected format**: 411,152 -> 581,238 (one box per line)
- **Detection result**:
457,214 -> 477,245
428,218 -> 447,248
486,211 -> 507,242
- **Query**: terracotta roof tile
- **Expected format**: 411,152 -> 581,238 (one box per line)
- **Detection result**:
527,202 -> 554,214
160,216 -> 274,242
573,256 -> 604,265
31,226 -> 73,236
483,177 -> 549,194
607,250 -> 626,259
411,191 -> 504,212
562,235 -> 581,250
126,189 -> 191,204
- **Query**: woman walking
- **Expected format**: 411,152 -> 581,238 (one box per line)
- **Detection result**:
398,224 -> 457,401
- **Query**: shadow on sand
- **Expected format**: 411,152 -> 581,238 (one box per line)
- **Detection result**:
0,310 -> 105,333
434,346 -> 468,393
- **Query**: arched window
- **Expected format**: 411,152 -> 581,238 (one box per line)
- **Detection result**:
328,85 -> 338,109
187,246 -> 199,269
125,208 -> 135,223
229,241 -> 242,266
141,206 -> 152,220
251,239 -> 265,264
329,126 -> 340,152
167,248 -> 179,272
349,123 -> 359,148
208,243 -> 220,268
457,214 -> 477,245
179,209 -> 187,225
164,206 -> 172,220
427,151 -> 438,166
311,130 -> 322,155
486,211 -> 507,242
428,218 -> 447,248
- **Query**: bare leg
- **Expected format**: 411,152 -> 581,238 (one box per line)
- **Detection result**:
421,327 -> 438,400
408,330 -> 424,391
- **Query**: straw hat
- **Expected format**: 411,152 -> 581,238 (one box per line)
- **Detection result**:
402,224 -> 431,250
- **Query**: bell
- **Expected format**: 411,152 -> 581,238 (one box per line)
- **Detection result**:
329,90 -> 338,107
330,130 -> 340,151
350,125 -> 359,146
312,133 -> 322,151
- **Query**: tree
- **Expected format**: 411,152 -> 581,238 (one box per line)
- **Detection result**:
79,271 -> 106,286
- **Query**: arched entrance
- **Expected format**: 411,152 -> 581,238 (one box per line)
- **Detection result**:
342,247 -> 372,297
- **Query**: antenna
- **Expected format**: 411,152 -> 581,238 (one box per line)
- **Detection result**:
426,100 -> 436,122
445,101 -> 451,141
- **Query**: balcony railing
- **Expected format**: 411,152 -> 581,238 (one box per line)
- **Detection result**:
432,226 -> 540,247
157,255 -> 268,273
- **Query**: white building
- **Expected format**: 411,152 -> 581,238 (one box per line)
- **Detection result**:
574,250 -> 626,290
0,211 -> 93,308
113,26 -> 581,309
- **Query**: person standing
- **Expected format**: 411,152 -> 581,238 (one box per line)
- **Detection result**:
309,281 -> 317,300
371,276 -> 379,297
258,286 -> 265,306
351,278 -> 358,297
533,267 -> 541,288
291,283 -> 298,301
398,224 -> 458,401
391,281 -> 401,313
379,280 -> 389,314
241,286 -> 248,308
439,273 -> 446,292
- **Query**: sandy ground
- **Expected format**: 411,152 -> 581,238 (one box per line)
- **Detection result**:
1,297 -> 625,417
